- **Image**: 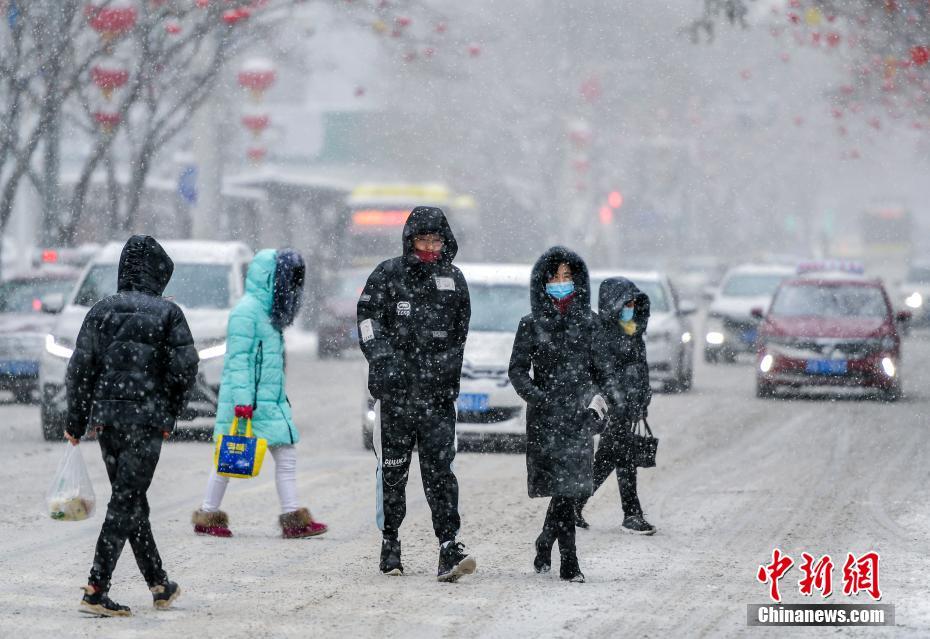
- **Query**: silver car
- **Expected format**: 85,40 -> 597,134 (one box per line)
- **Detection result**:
39,241 -> 253,440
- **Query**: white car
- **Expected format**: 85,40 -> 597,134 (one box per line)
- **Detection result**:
703,263 -> 796,363
40,241 -> 253,440
590,270 -> 696,392
362,262 -> 531,450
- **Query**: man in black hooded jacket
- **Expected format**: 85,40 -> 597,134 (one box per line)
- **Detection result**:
576,277 -> 655,535
357,206 -> 475,582
64,235 -> 198,616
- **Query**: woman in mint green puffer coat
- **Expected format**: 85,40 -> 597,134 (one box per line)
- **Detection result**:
192,249 -> 328,539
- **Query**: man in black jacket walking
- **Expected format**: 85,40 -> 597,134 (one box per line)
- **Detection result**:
64,235 -> 198,616
357,206 -> 475,582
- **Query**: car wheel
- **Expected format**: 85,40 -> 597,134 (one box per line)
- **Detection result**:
317,340 -> 341,360
362,426 -> 374,450
41,404 -> 65,441
679,364 -> 693,392
756,380 -> 776,398
703,349 -> 719,364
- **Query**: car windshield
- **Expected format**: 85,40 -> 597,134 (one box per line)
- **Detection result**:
469,283 -> 528,332
721,274 -> 787,297
906,266 -> 930,283
590,279 -> 669,313
73,264 -> 233,309
770,284 -> 889,318
0,278 -> 76,313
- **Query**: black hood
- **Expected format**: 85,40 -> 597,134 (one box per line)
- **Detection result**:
402,206 -> 458,263
270,248 -> 306,331
530,246 -> 590,318
117,235 -> 173,296
598,277 -> 650,334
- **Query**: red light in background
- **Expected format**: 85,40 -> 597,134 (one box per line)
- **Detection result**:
352,209 -> 411,227
607,191 -> 623,209
599,205 -> 614,225
32,299 -> 42,312
42,250 -> 58,263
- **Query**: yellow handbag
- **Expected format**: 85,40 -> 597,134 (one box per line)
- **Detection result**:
214,417 -> 268,479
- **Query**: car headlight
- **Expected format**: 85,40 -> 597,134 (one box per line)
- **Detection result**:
905,292 -> 922,309
706,331 -> 725,345
881,357 -> 896,377
681,331 -> 692,344
760,353 -> 774,373
45,334 -> 74,359
198,341 -> 227,361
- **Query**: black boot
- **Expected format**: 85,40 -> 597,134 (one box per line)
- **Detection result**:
437,541 -> 476,583
534,534 -> 552,574
559,553 -> 585,583
380,537 -> 404,576
622,514 -> 656,536
79,585 -> 132,617
573,503 -> 590,530
150,581 -> 181,609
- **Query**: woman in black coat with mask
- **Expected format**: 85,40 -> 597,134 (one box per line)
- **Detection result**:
575,277 -> 655,535
508,246 -> 605,583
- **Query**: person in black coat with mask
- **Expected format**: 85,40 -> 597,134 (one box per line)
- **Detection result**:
357,206 -> 475,583
508,246 -> 606,583
64,235 -> 198,616
575,277 -> 655,535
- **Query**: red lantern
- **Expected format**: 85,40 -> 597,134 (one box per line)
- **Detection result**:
354,86 -> 366,97
579,77 -> 602,103
241,114 -> 270,136
94,110 -> 122,132
868,117 -> 881,130
165,21 -> 182,35
467,43 -> 481,57
91,62 -> 129,100
826,32 -> 841,48
238,59 -> 276,100
435,22 -> 447,34
246,147 -> 267,163
395,16 -> 411,27
223,8 -> 250,25
911,46 -> 930,67
86,1 -> 137,41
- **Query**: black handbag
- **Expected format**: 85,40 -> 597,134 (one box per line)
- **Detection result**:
630,419 -> 658,468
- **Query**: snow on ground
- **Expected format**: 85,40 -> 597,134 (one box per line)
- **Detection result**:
1,334 -> 930,638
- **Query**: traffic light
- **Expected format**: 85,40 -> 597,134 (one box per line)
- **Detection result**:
608,191 -> 623,209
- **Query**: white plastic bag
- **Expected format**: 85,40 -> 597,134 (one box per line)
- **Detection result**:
46,445 -> 96,521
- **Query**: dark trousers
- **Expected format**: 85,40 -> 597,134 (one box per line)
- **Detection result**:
581,419 -> 643,518
538,496 -> 576,557
378,396 -> 460,542
88,425 -> 167,592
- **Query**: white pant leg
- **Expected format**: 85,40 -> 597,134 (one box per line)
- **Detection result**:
201,468 -> 230,512
271,445 -> 300,515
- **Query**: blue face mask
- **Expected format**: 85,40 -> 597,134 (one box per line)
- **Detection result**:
620,306 -> 635,322
546,281 -> 574,300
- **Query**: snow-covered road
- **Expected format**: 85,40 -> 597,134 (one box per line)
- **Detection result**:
2,332 -> 929,638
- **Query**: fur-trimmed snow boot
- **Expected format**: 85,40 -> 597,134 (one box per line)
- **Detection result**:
279,508 -> 328,539
192,510 -> 232,537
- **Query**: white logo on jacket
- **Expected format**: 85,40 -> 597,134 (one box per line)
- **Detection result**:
396,301 -> 411,316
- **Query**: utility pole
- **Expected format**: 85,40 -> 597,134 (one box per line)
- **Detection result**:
191,28 -> 225,241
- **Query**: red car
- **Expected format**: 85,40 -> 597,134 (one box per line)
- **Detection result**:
754,272 -> 910,401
